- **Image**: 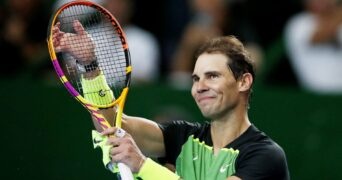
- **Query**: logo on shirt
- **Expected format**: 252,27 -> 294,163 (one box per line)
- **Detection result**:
219,163 -> 232,173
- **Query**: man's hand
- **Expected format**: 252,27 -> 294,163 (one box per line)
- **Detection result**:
101,127 -> 146,173
52,20 -> 95,64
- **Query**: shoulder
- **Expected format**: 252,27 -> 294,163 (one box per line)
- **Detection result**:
158,120 -> 204,136
158,120 -> 207,164
236,125 -> 286,160
233,126 -> 290,179
235,126 -> 287,161
236,142 -> 289,179
158,120 -> 210,147
238,138 -> 287,167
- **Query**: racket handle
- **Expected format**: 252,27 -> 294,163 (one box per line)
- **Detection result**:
115,128 -> 134,180
118,162 -> 134,180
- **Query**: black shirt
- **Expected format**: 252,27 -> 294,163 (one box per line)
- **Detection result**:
159,120 -> 290,180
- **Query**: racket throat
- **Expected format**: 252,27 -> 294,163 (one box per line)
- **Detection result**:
115,87 -> 129,128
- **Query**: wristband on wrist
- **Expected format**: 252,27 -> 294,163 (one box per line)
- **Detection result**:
137,158 -> 181,180
81,71 -> 114,105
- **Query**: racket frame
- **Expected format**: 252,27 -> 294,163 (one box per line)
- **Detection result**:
47,0 -> 132,129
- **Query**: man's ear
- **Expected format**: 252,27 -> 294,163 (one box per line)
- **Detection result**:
238,73 -> 253,92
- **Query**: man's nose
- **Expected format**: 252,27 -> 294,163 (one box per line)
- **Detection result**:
196,79 -> 209,93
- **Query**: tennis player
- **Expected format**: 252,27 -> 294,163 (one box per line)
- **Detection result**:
102,36 -> 289,179
53,22 -> 290,179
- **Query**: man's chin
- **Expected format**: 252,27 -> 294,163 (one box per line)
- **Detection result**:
201,109 -> 223,120
201,110 -> 214,119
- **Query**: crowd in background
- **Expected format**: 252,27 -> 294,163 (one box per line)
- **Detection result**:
0,0 -> 50,78
0,0 -> 341,95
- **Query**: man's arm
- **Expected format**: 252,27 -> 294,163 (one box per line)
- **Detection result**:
55,19 -> 168,172
122,114 -> 165,157
102,126 -> 180,179
92,111 -> 165,158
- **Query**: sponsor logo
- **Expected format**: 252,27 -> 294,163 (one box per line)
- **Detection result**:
93,138 -> 102,144
220,163 -> 232,173
99,89 -> 106,97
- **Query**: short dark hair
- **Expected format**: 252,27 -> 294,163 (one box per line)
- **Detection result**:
195,35 -> 256,82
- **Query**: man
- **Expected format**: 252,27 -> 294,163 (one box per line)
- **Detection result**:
53,21 -> 289,179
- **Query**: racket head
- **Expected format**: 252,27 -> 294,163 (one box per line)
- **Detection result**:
47,0 -> 131,109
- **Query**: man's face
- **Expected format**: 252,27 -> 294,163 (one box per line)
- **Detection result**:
191,53 -> 239,120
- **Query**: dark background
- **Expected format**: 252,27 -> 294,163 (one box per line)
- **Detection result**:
2,77 -> 342,179
1,0 -> 341,179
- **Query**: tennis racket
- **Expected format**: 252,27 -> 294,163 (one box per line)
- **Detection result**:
47,0 -> 133,179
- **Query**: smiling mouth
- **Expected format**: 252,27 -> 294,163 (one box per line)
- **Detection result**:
197,97 -> 213,103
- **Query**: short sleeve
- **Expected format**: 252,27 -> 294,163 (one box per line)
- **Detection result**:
158,120 -> 202,165
234,143 -> 290,180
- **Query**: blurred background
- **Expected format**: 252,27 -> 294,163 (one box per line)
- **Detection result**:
1,0 -> 342,179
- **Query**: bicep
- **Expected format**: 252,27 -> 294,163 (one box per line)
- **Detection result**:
122,114 -> 165,157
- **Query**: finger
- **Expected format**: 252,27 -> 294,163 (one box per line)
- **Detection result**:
55,22 -> 60,28
100,126 -> 118,136
52,28 -> 60,41
52,34 -> 61,50
107,137 -> 132,152
110,145 -> 123,156
52,22 -> 61,34
52,26 -> 64,45
73,20 -> 86,35
52,29 -> 61,40
106,136 -> 120,146
115,128 -> 127,138
52,38 -> 60,49
109,145 -> 128,163
110,152 -> 124,164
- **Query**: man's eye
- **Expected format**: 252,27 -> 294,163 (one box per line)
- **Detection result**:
209,74 -> 218,79
192,76 -> 199,82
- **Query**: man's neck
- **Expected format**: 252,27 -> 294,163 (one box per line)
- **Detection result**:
210,112 -> 251,155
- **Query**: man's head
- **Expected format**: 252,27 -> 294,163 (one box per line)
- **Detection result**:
195,36 -> 255,82
191,36 -> 255,119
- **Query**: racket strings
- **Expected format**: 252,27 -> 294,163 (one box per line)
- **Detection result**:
56,5 -> 129,101
90,12 -> 127,98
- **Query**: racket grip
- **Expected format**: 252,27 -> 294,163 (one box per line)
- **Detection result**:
115,128 -> 134,180
118,163 -> 134,180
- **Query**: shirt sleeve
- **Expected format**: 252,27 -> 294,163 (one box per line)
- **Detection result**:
158,120 -> 202,165
234,143 -> 290,180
